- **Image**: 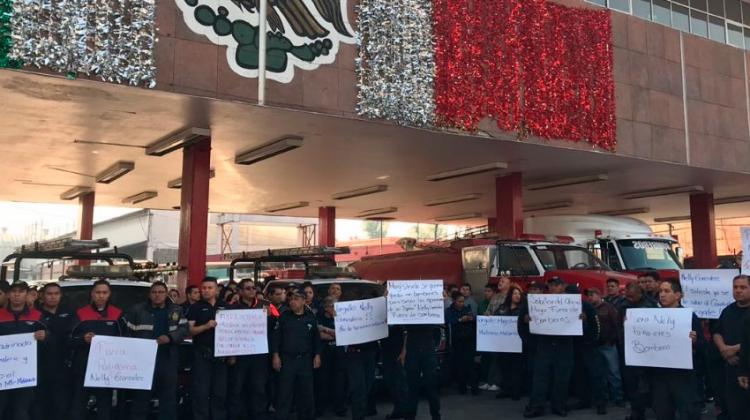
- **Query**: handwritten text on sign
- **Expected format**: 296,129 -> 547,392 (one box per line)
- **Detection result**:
742,227 -> 750,273
624,308 -> 693,370
680,269 -> 738,319
387,280 -> 445,325
528,294 -> 582,336
335,297 -> 388,346
215,309 -> 269,357
0,333 -> 37,390
84,336 -> 157,390
476,316 -> 522,353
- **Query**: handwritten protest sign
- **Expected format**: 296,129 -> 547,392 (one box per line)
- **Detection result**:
0,333 -> 37,390
528,294 -> 582,336
215,309 -> 269,357
84,336 -> 157,390
335,297 -> 388,346
476,316 -> 522,353
624,308 -> 693,370
742,227 -> 750,273
680,269 -> 738,319
387,280 -> 444,325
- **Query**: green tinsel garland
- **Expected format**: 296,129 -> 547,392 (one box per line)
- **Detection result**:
0,0 -> 20,68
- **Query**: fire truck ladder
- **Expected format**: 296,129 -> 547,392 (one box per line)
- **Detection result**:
223,246 -> 351,283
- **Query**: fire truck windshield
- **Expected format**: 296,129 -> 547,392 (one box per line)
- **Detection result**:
531,245 -> 610,271
616,239 -> 681,270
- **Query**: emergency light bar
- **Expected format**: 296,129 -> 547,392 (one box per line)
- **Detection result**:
15,238 -> 110,254
223,246 -> 351,261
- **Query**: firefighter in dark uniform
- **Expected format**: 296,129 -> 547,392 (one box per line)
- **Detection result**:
342,292 -> 380,420
401,324 -> 442,420
270,288 -> 322,420
228,278 -> 276,420
0,281 -> 47,420
188,276 -> 229,420
35,283 -> 75,420
69,279 -> 125,420
125,281 -> 189,420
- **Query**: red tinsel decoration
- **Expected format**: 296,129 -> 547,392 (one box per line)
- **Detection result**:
433,0 -> 616,151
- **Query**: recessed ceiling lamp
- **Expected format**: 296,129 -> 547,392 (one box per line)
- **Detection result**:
332,185 -> 388,200
592,207 -> 650,217
621,185 -> 704,200
424,193 -> 483,207
235,136 -> 304,165
146,127 -> 210,156
526,174 -> 608,191
715,195 -> 750,205
264,201 -> 310,213
524,201 -> 574,212
60,186 -> 94,200
653,215 -> 691,223
434,212 -> 483,222
358,207 -> 398,218
122,191 -> 158,205
95,161 -> 135,184
167,169 -> 216,189
426,162 -> 508,182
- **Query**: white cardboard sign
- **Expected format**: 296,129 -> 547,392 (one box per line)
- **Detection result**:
476,316 -> 522,353
387,280 -> 445,325
215,309 -> 269,357
680,269 -> 738,319
742,227 -> 750,273
0,333 -> 37,390
84,336 -> 157,390
528,294 -> 582,336
624,308 -> 694,370
335,297 -> 388,346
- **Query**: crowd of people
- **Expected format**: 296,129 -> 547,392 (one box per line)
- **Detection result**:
1,271 -> 750,420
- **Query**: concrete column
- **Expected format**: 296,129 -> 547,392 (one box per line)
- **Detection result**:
318,206 -> 336,247
689,193 -> 718,268
495,172 -> 523,239
77,192 -> 95,240
178,139 -> 212,289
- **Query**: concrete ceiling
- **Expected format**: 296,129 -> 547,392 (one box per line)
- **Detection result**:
2,69 -> 750,226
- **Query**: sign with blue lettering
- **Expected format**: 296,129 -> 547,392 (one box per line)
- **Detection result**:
528,294 -> 582,336
624,308 -> 693,370
680,269 -> 738,319
0,333 -> 36,390
387,280 -> 445,325
476,316 -> 522,353
84,336 -> 157,390
334,297 -> 388,346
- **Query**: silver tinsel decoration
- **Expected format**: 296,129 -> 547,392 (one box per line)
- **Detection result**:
10,0 -> 157,87
356,0 -> 436,127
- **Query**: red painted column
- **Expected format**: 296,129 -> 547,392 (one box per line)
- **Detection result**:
78,192 -> 95,240
178,139 -> 212,289
495,172 -> 523,239
689,193 -> 718,268
318,207 -> 336,247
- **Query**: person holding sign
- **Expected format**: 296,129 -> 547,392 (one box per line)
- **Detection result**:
124,281 -> 189,420
270,288 -> 322,420
445,291 -> 478,395
0,281 -> 46,420
400,325 -> 442,420
187,277 -> 229,420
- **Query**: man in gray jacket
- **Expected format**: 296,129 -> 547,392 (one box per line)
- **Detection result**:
125,281 -> 189,420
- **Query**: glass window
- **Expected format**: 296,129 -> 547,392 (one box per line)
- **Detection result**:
615,240 -> 681,270
690,0 -> 707,11
709,16 -> 727,42
589,0 -> 607,6
633,0 -> 652,18
726,0 -> 742,22
609,0 -> 631,12
744,27 -> 750,50
728,22 -> 744,46
531,245 -> 610,271
498,246 -> 540,276
691,10 -> 709,37
708,0 -> 724,14
604,241 -> 624,270
653,0 -> 672,25
672,4 -> 691,31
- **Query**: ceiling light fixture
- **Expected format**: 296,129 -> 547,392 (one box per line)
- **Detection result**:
60,186 -> 94,200
235,136 -> 304,165
167,169 -> 216,189
524,201 -> 574,212
526,174 -> 608,191
332,185 -> 388,200
122,191 -> 158,205
426,162 -> 508,182
715,195 -> 750,205
653,215 -> 691,223
264,201 -> 310,213
592,207 -> 650,217
425,193 -> 483,207
95,161 -> 135,184
434,212 -> 483,222
358,207 -> 398,218
621,185 -> 704,200
146,127 -> 210,156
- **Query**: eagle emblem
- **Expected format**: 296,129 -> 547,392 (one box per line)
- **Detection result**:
176,0 -> 355,83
